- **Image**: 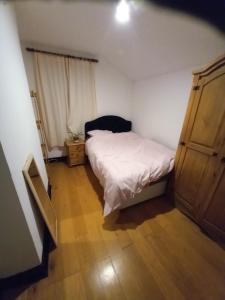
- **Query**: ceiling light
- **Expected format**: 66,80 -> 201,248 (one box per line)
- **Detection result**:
115,0 -> 130,24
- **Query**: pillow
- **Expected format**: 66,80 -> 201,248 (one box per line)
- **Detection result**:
87,130 -> 113,137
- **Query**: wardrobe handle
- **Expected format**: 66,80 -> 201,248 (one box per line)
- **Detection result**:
221,157 -> 225,163
180,141 -> 186,146
212,152 -> 218,156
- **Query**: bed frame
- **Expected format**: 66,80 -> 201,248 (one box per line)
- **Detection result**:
85,115 -> 132,139
84,115 -> 168,210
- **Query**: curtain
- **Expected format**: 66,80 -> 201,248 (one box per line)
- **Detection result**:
67,59 -> 97,134
34,52 -> 97,149
35,53 -> 68,148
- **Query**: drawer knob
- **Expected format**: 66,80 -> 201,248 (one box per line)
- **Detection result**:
180,141 -> 186,146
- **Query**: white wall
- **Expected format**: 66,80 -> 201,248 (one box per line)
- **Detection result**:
0,3 -> 48,277
21,45 -> 133,158
132,68 -> 194,149
95,58 -> 132,119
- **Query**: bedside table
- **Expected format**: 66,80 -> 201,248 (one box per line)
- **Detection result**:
65,139 -> 86,167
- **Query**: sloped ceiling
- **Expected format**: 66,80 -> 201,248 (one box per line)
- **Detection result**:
14,1 -> 225,81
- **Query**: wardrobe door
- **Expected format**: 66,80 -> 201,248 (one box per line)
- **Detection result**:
200,146 -> 225,242
175,68 -> 225,220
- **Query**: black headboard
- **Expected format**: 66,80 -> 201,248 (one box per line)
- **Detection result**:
85,115 -> 132,139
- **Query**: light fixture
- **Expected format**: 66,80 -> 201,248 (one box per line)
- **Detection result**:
115,0 -> 130,24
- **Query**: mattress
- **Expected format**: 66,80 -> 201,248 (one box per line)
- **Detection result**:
85,132 -> 175,216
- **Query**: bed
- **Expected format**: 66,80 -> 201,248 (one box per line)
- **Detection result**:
85,115 -> 175,216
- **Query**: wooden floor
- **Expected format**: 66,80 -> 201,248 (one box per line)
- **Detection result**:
13,163 -> 225,299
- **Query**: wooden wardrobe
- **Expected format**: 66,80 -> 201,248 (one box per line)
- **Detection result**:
174,54 -> 225,243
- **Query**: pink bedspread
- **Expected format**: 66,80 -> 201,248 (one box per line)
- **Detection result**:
85,132 -> 175,216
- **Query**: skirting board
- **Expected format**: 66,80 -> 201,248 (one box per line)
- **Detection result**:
47,156 -> 67,163
48,182 -> 52,200
121,179 -> 167,209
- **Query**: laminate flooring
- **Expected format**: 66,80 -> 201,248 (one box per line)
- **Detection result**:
8,163 -> 225,299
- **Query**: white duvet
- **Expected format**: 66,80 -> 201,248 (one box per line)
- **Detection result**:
85,132 -> 175,216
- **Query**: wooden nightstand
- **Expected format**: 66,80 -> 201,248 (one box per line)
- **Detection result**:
65,139 -> 86,167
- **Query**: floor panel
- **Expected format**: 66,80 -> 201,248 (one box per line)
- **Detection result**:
3,162 -> 225,300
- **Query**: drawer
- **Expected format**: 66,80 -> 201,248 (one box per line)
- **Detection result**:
69,156 -> 85,166
70,151 -> 84,159
76,144 -> 85,151
69,151 -> 79,158
69,144 -> 84,152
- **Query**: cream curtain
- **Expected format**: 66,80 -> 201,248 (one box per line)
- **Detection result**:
34,52 -> 97,149
67,58 -> 97,134
35,53 -> 68,148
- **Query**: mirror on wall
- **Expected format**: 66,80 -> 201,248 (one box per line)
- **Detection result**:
23,155 -> 57,247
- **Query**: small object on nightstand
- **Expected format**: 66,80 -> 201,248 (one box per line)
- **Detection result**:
64,139 -> 86,167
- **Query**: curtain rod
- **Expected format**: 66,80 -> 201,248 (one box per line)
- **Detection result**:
26,47 -> 99,63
